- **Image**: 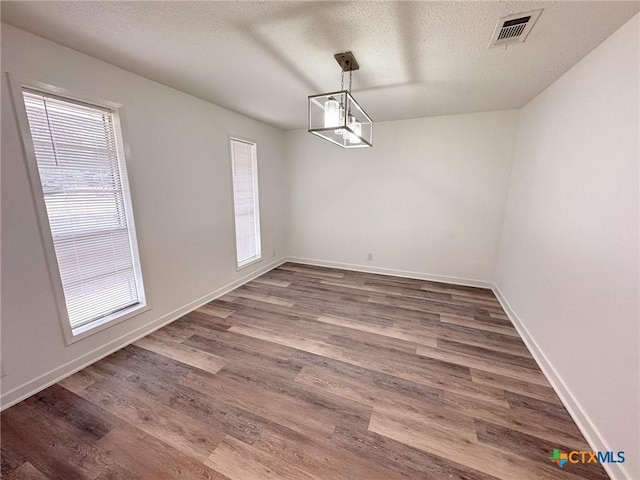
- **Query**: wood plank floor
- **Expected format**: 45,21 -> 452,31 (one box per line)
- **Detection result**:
1,263 -> 609,480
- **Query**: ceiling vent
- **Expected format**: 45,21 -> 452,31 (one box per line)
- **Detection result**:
488,9 -> 543,48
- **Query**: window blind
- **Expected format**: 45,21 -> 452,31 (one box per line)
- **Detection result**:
22,89 -> 144,330
230,138 -> 261,266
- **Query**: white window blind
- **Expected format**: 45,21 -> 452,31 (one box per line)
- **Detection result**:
22,89 -> 145,331
230,138 -> 261,267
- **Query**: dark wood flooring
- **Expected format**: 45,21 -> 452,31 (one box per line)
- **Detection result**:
1,263 -> 609,479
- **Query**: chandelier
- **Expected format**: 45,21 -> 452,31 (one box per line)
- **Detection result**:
308,52 -> 373,148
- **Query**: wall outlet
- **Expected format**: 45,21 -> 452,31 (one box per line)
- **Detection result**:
272,249 -> 276,258
367,253 -> 373,261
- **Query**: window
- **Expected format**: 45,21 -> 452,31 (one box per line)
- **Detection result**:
230,137 -> 261,268
19,86 -> 146,339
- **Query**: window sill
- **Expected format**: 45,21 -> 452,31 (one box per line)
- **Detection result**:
236,256 -> 262,271
64,302 -> 151,345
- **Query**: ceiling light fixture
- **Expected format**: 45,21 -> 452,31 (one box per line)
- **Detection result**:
308,51 -> 373,148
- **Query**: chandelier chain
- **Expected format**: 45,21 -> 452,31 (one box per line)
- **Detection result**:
341,71 -> 344,91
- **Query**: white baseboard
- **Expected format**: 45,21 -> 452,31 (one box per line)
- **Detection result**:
3,257 -> 627,479
286,256 -> 493,289
492,284 -> 629,480
0,258 -> 286,411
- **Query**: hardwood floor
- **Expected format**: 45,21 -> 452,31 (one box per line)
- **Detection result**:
1,263 -> 608,480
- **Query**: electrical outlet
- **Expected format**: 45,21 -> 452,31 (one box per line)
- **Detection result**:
367,253 -> 373,261
272,249 -> 276,258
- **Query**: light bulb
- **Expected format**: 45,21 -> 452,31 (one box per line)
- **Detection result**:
324,99 -> 340,128
347,115 -> 361,144
350,121 -> 362,144
334,105 -> 345,135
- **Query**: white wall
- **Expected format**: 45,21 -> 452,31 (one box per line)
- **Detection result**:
494,14 -> 639,480
0,23 -> 287,407
286,110 -> 519,284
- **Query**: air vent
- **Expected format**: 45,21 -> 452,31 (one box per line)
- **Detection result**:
489,9 -> 543,48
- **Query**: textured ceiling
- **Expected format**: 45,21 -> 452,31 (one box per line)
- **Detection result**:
2,1 -> 638,130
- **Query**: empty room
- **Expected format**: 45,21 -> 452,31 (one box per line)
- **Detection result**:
1,1 -> 638,479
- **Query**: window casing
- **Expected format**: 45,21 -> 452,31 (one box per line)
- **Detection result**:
229,138 -> 261,268
12,78 -> 148,343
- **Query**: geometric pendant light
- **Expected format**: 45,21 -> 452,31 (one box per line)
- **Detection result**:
308,51 -> 373,148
